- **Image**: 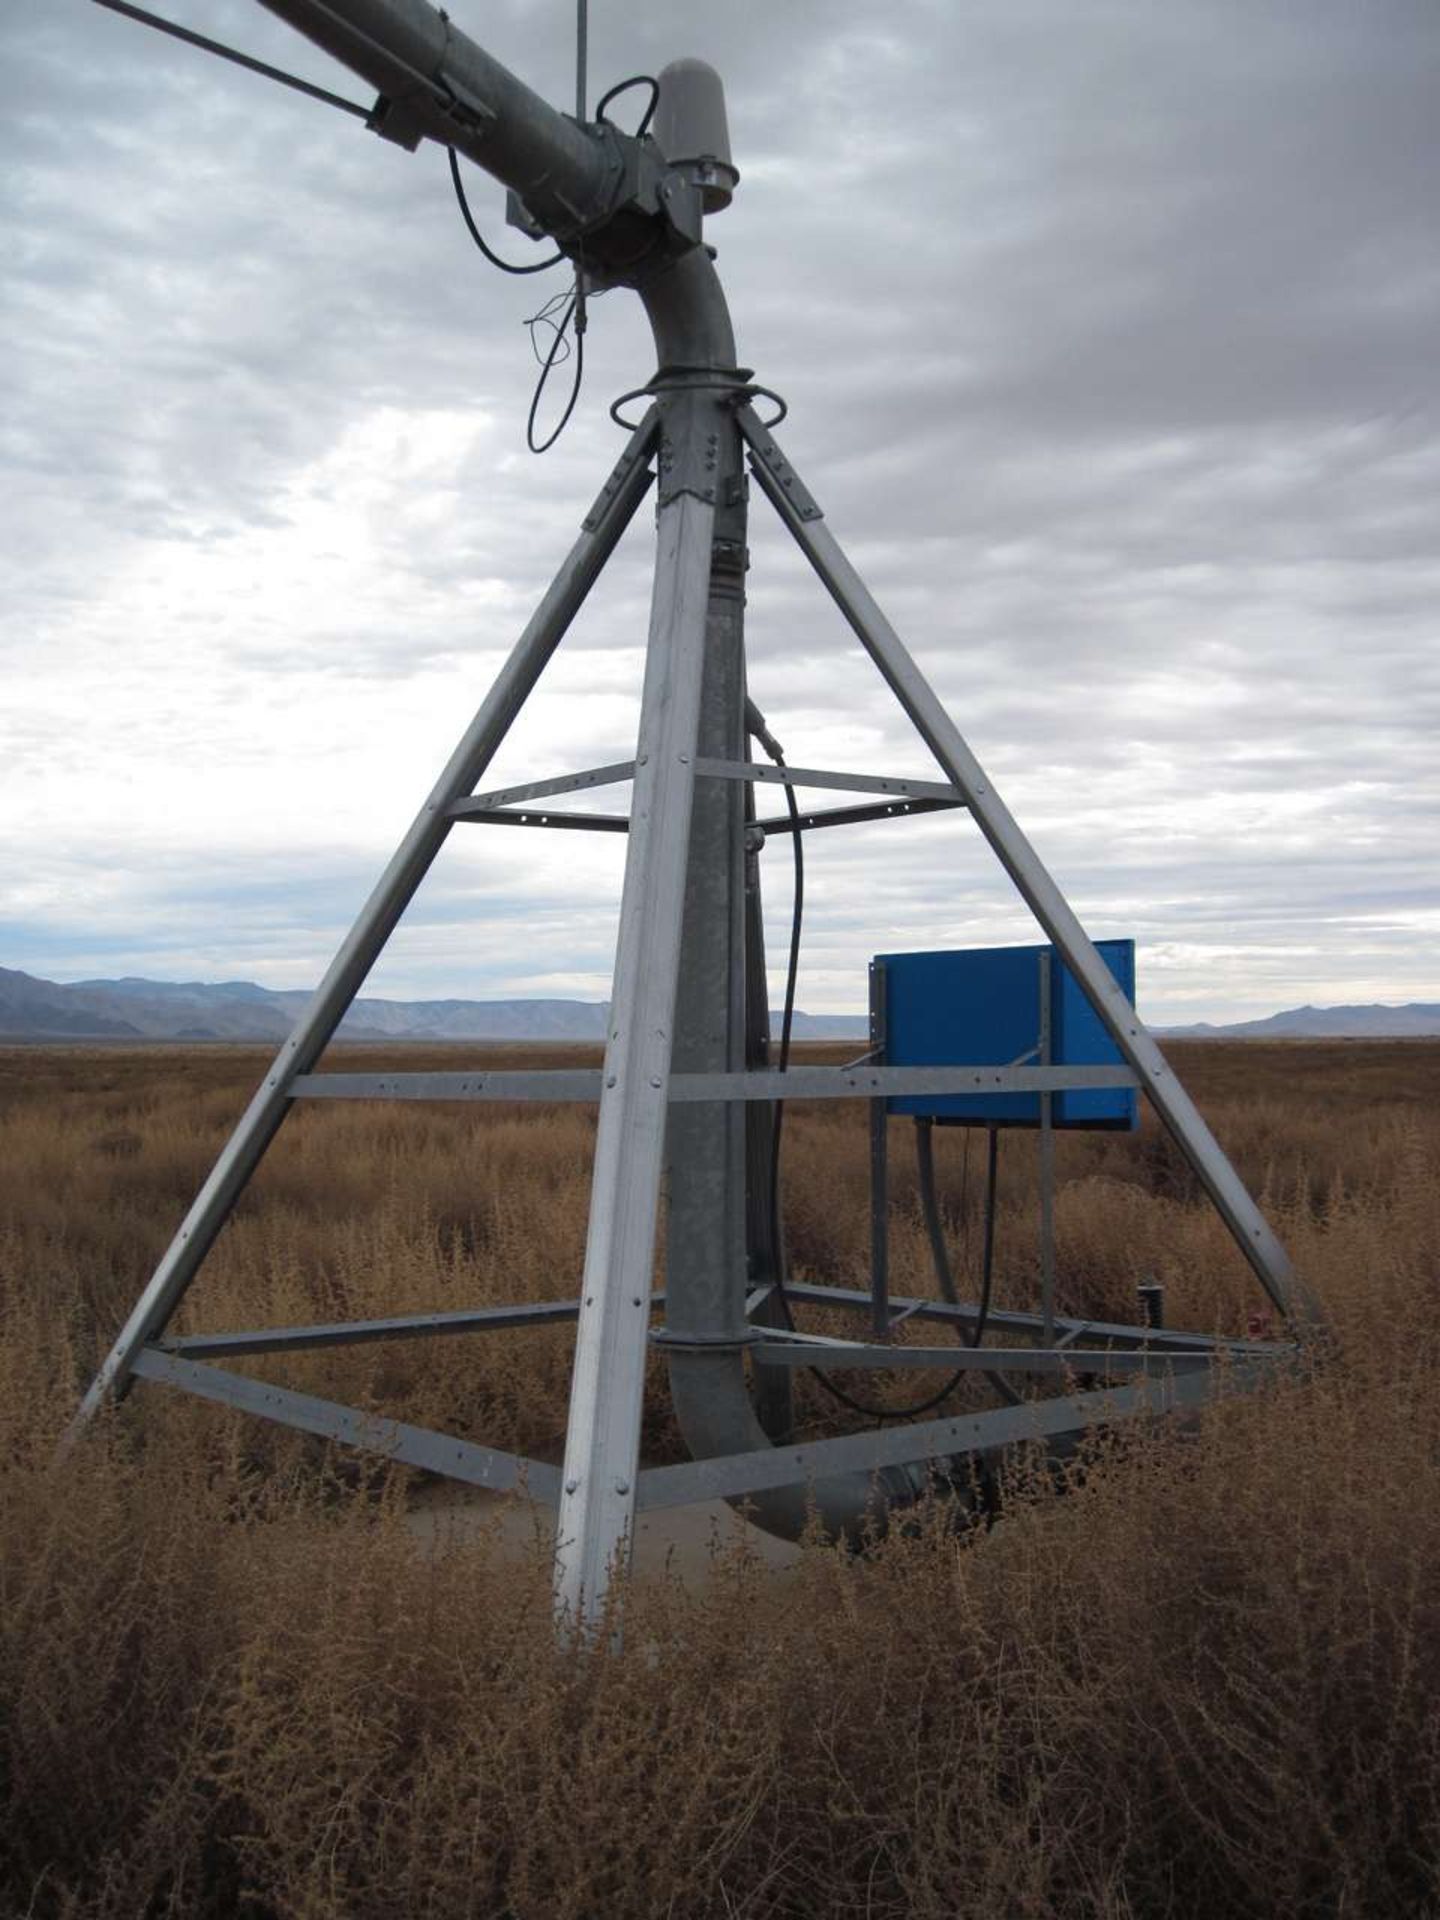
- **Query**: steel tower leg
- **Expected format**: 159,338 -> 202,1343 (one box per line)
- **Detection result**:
66,414 -> 659,1438
738,407 -> 1323,1332
554,395 -> 719,1625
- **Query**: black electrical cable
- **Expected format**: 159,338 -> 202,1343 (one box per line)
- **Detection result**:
87,0 -> 373,119
449,144 -> 584,452
916,1120 -> 1021,1406
752,736 -> 985,1423
448,148 -> 565,275
760,752 -> 800,1279
595,75 -> 660,139
797,1124 -> 1005,1423
525,289 -> 585,454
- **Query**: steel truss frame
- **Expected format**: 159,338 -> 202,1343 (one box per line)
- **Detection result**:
69,391 -> 1319,1631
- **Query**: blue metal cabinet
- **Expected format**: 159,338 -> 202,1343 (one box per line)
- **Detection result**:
875,940 -> 1138,1129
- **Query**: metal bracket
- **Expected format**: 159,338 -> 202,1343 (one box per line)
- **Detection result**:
368,63 -> 498,154
365,93 -> 430,149
657,171 -> 704,248
740,411 -> 823,521
656,407 -> 723,508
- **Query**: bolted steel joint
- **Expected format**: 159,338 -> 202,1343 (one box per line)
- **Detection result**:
655,392 -> 736,507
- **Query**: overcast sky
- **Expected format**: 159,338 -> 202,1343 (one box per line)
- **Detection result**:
5,0 -> 1438,1023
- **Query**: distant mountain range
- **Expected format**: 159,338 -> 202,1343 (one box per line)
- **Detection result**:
0,967 -> 865,1043
1159,1002 -> 1440,1039
1,967 -> 1435,1045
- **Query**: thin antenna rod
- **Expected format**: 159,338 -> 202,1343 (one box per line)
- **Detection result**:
571,0 -> 589,383
88,0 -> 372,120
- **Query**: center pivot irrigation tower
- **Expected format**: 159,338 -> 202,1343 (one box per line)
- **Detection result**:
72,0 -> 1321,1629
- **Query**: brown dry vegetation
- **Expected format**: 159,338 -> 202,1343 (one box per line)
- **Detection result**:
2,1039 -> 1438,1918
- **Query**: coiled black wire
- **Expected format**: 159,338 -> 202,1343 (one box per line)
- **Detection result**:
524,289 -> 586,454
447,147 -> 585,454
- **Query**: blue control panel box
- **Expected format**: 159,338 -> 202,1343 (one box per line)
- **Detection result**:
876,940 -> 1138,1129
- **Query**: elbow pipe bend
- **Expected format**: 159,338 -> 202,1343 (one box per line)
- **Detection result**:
635,247 -> 741,382
665,1347 -> 936,1545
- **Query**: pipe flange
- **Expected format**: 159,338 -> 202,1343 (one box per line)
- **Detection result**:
648,1325 -> 761,1351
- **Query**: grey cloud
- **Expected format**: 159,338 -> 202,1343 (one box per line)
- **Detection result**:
2,0 -> 1436,1021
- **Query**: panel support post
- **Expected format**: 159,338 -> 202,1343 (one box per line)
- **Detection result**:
739,405 -> 1323,1334
869,958 -> 890,1338
553,392 -> 720,1628
65,413 -> 659,1439
1037,950 -> 1056,1345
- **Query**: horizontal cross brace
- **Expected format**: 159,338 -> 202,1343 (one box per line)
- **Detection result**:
449,806 -> 630,833
130,1348 -> 563,1502
634,1360 -> 1277,1511
450,760 -> 964,822
748,1338 -> 1220,1375
779,1280 -> 1283,1356
695,758 -> 965,804
449,795 -> 962,836
157,1292 -> 666,1358
452,760 -> 637,815
295,1069 -> 604,1102
290,1063 -> 1140,1105
754,795 -> 960,834
129,1343 -> 1285,1515
149,1289 -> 1274,1369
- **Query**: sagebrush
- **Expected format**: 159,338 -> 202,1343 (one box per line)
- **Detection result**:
2,1040 -> 1438,1918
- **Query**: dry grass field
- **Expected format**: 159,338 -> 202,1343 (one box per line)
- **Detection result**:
2,1038 -> 1438,1917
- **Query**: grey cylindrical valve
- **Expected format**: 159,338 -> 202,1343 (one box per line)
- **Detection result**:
653,58 -> 739,212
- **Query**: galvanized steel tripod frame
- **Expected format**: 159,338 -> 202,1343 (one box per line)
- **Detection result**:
68,0 -> 1321,1630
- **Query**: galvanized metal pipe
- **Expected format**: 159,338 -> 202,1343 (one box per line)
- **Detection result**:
554,445 -> 719,1621
255,0 -> 610,203
627,269 -> 930,1543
